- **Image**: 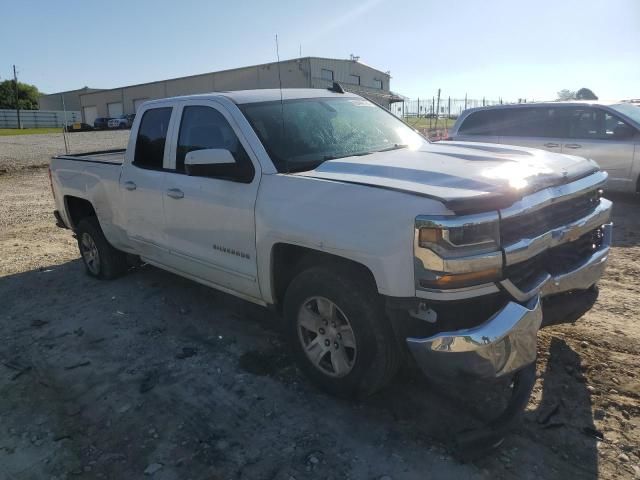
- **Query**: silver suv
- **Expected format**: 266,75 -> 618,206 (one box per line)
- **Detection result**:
449,102 -> 640,193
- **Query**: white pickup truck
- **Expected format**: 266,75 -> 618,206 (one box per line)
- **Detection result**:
50,87 -> 612,450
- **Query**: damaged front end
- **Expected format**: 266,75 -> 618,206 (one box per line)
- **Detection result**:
399,171 -> 612,457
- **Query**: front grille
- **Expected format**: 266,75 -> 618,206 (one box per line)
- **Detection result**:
501,191 -> 600,245
505,227 -> 604,291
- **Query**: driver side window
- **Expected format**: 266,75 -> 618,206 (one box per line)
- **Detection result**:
604,112 -> 634,140
176,106 -> 254,181
565,108 -> 635,141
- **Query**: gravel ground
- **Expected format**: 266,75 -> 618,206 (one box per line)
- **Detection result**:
0,131 -> 129,174
0,134 -> 639,479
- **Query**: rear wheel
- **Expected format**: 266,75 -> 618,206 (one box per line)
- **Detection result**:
283,263 -> 401,398
76,217 -> 128,280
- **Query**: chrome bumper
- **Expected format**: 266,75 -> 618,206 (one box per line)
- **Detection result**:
406,222 -> 611,380
406,297 -> 542,380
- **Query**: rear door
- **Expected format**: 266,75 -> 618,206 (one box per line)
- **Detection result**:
561,107 -> 636,190
120,106 -> 175,259
498,106 -> 568,153
161,100 -> 261,299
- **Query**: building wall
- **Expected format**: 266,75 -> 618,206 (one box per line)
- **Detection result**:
78,57 -> 392,121
309,58 -> 392,107
38,88 -> 103,112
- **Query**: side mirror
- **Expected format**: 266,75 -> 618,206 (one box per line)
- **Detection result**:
184,148 -> 236,177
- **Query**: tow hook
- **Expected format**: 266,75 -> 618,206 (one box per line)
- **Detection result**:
454,362 -> 537,461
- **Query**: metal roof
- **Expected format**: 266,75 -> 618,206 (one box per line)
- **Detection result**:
143,88 -> 361,106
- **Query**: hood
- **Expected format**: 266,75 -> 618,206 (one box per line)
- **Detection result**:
294,141 -> 600,213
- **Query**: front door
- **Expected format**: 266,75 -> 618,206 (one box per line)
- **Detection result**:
120,106 -> 174,259
562,107 -> 636,190
161,101 -> 261,299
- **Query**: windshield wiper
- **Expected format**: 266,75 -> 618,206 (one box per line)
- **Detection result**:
323,151 -> 373,161
375,143 -> 408,153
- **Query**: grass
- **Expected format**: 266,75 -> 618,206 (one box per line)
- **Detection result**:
0,128 -> 62,136
402,117 -> 457,130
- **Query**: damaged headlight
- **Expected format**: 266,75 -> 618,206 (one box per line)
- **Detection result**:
414,213 -> 502,289
417,213 -> 500,257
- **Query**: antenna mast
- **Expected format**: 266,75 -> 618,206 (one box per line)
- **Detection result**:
61,93 -> 70,154
275,34 -> 288,172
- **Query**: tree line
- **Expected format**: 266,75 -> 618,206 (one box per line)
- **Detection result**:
0,80 -> 40,110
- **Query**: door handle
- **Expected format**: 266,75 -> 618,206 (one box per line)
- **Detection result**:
166,188 -> 184,199
564,143 -> 582,149
544,142 -> 560,148
123,181 -> 137,191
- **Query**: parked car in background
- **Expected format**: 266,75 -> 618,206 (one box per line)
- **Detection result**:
49,88 -> 612,453
108,114 -> 135,129
65,121 -> 93,132
94,117 -> 111,130
449,102 -> 640,193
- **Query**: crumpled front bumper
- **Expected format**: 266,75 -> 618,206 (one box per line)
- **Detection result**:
406,222 -> 611,381
406,297 -> 542,381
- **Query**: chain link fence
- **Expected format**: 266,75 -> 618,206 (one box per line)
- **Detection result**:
390,93 -> 535,140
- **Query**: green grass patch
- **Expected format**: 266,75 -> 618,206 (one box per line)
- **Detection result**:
403,117 -> 457,130
0,128 -> 62,136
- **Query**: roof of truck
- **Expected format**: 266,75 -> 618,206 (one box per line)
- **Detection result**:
144,88 -> 361,106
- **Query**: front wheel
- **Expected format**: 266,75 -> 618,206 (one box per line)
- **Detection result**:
283,264 -> 401,398
76,217 -> 128,279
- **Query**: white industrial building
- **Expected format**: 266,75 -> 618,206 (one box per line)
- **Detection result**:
39,57 -> 402,126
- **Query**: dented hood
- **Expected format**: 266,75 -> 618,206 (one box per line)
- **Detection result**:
294,141 -> 600,213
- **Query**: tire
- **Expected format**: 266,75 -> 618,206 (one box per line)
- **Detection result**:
76,217 -> 128,280
283,263 -> 401,398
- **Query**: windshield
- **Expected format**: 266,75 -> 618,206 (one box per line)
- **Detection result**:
240,97 -> 426,172
610,103 -> 640,125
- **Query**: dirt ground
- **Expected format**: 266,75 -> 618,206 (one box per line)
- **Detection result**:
0,140 -> 639,479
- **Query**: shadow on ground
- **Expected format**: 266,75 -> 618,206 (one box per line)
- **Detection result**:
0,259 -> 598,479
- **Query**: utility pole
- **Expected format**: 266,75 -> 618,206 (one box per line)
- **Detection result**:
13,65 -> 22,129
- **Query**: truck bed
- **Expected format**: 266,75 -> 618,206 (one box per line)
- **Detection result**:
53,149 -> 125,165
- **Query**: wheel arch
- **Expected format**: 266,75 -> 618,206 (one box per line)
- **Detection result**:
64,196 -> 96,230
269,243 -> 378,311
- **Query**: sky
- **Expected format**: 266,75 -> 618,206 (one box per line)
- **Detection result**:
1,0 -> 639,102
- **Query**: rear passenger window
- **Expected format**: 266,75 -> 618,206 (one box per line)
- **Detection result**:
175,106 -> 253,182
566,108 -> 602,140
134,107 -> 172,169
458,110 -> 504,136
502,107 -> 565,137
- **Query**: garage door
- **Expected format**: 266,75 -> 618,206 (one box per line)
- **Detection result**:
107,102 -> 123,118
83,106 -> 98,126
133,98 -> 148,112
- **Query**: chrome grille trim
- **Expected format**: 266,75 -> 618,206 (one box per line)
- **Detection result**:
500,170 -> 607,220
503,199 -> 612,266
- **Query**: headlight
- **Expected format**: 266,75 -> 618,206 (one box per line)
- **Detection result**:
417,214 -> 500,257
414,213 -> 502,289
